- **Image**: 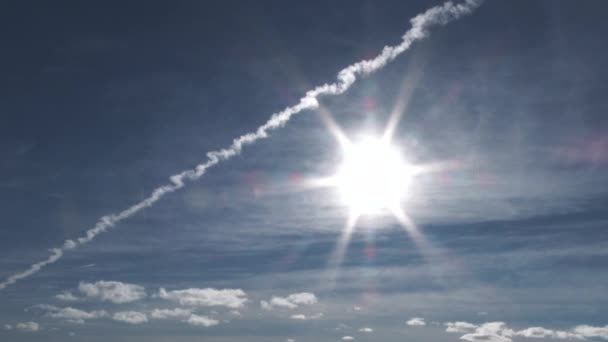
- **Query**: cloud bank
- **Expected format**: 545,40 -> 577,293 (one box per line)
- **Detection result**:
0,0 -> 484,291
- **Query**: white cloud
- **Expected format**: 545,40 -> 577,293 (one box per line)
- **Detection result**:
460,322 -> 514,342
56,291 -> 78,301
342,336 -> 354,340
4,324 -> 12,330
573,325 -> 608,340
353,306 -> 362,311
445,321 -> 478,333
78,281 -> 145,304
515,327 -> 580,339
112,311 -> 148,324
289,313 -> 323,321
150,308 -> 192,320
158,288 -> 247,308
38,305 -> 107,324
261,292 -> 318,310
446,321 -> 590,341
359,327 -> 373,332
286,339 -> 295,342
407,317 -> 426,326
16,321 -> 39,332
185,314 -> 219,327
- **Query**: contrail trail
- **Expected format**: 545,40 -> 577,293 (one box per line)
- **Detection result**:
0,0 -> 483,291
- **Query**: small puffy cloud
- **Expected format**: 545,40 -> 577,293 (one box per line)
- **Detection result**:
460,322 -> 514,342
40,305 -> 107,324
261,292 -> 318,310
516,327 -> 562,339
445,321 -> 478,333
150,308 -> 192,320
185,314 -> 219,327
342,336 -> 354,340
353,306 -> 362,311
79,281 -> 145,304
112,311 -> 148,325
573,325 -> 608,340
4,324 -> 12,330
359,327 -> 373,332
16,322 -> 39,332
158,288 -> 247,308
289,313 -> 323,320
55,291 -> 78,301
406,317 -> 426,326
285,293 -> 317,305
286,339 -> 295,342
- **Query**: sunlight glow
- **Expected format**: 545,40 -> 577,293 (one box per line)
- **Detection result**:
335,138 -> 412,215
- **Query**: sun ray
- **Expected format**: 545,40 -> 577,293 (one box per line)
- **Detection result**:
382,55 -> 426,144
326,210 -> 360,288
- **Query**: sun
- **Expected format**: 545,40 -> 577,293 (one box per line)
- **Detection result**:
334,138 -> 413,215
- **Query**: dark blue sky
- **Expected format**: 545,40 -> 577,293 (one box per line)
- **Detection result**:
1,1 -> 608,341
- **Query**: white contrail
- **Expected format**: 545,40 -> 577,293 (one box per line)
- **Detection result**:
0,0 -> 483,291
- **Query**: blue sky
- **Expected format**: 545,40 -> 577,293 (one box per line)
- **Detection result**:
1,1 -> 608,341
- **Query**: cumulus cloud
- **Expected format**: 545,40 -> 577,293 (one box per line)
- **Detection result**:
78,281 -> 145,304
55,291 -> 78,301
158,288 -> 247,308
407,317 -> 426,326
150,308 -> 192,320
36,305 -> 107,324
359,327 -> 373,332
4,324 -> 12,330
185,314 -> 219,327
460,322 -> 515,342
516,327 -> 582,339
342,336 -> 354,340
286,339 -> 295,342
445,321 -> 478,333
573,325 -> 608,340
112,311 -> 148,324
446,321 -> 597,341
15,321 -> 39,332
289,313 -> 323,320
261,292 -> 318,310
0,0 -> 484,293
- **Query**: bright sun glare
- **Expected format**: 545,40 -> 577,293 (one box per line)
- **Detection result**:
335,138 -> 412,215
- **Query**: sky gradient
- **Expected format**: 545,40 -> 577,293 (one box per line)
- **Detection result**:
1,1 -> 608,341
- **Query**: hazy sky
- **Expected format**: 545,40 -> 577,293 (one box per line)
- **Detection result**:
1,1 -> 608,341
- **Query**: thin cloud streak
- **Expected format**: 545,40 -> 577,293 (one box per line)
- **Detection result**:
0,0 -> 484,291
